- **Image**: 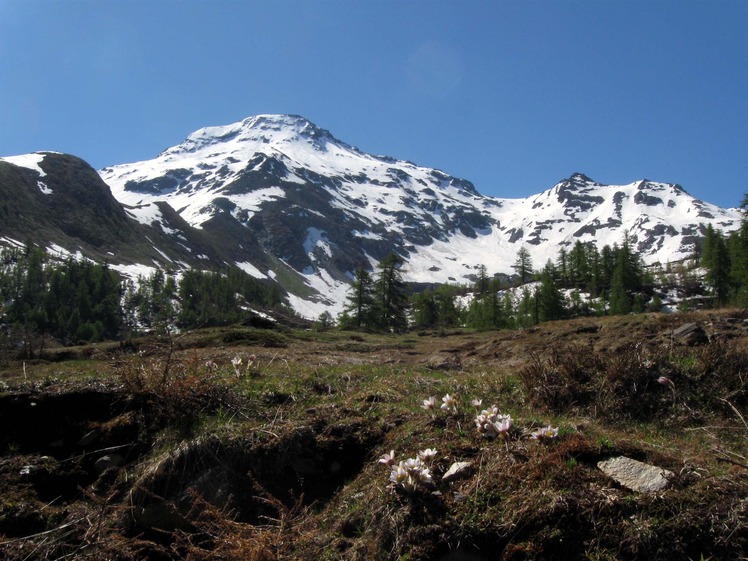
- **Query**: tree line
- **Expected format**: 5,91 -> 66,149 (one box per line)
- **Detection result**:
0,244 -> 282,353
700,210 -> 748,307
0,245 -> 121,349
347,215 -> 748,332
344,237 -> 657,332
2,209 -> 746,350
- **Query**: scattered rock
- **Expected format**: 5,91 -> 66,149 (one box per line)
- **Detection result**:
424,353 -> 461,370
672,322 -> 709,346
442,461 -> 474,483
597,456 -> 673,493
94,454 -> 124,474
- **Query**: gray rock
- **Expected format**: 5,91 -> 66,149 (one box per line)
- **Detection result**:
94,454 -> 124,473
597,456 -> 673,493
672,322 -> 708,346
442,461 -> 474,483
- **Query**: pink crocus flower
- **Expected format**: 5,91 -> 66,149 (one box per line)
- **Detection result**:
379,450 -> 396,466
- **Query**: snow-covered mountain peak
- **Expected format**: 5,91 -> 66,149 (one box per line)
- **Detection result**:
158,114 -> 342,161
95,115 -> 744,319
100,114 -> 484,230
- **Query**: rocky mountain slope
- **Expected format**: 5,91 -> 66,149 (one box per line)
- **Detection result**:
100,114 -> 743,316
0,152 -> 228,276
1,115 -> 743,318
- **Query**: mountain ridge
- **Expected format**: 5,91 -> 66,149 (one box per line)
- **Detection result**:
2,115 -> 743,318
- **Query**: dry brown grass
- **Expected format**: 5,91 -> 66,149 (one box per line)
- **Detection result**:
1,311 -> 747,561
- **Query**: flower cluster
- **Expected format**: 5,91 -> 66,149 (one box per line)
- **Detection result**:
422,394 -> 459,416
530,425 -> 559,441
231,355 -> 243,377
231,354 -> 257,378
380,449 -> 437,493
474,405 -> 513,440
419,392 -> 562,452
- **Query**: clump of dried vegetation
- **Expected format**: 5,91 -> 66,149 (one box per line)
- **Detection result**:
0,311 -> 746,561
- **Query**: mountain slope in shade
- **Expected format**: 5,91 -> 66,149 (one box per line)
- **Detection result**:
0,152 -> 231,274
99,114 -> 742,317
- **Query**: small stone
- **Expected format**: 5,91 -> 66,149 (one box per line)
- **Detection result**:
95,454 -> 124,473
597,456 -> 673,493
442,461 -> 474,483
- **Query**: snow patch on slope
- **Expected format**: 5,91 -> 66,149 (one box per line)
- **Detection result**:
1,153 -> 54,194
236,261 -> 268,279
1,153 -> 48,177
304,228 -> 332,259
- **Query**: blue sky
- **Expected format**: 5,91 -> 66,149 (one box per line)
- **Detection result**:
1,0 -> 746,208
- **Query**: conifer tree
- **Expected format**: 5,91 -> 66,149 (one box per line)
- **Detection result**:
341,265 -> 376,328
537,264 -> 566,322
729,224 -> 748,305
513,247 -> 533,285
411,288 -> 438,327
556,248 -> 569,285
474,264 -> 490,297
375,253 -> 409,332
702,226 -> 731,305
435,284 -> 460,327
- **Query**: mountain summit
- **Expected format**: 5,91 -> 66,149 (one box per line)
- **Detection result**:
97,114 -> 742,317
2,115 -> 740,319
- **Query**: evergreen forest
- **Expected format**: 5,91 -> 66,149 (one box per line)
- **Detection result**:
2,205 -> 748,352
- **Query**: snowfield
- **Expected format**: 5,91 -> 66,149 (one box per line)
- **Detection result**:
94,115 -> 746,318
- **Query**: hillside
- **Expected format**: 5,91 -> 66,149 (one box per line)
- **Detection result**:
0,152 -> 229,274
0,310 -> 746,560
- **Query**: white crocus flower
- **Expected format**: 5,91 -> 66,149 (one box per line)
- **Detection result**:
231,355 -> 243,377
422,396 -> 437,411
493,415 -> 513,439
417,466 -> 433,485
530,426 -> 559,441
403,457 -> 422,475
389,464 -> 408,485
418,448 -> 438,463
441,393 -> 458,415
